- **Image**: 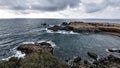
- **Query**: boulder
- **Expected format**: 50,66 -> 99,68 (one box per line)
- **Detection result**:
39,42 -> 51,47
41,23 -> 49,26
87,52 -> 98,60
84,60 -> 89,64
61,22 -> 68,26
107,55 -> 120,62
73,56 -> 81,63
17,42 -> 53,54
108,49 -> 120,53
62,26 -> 74,31
48,25 -> 62,31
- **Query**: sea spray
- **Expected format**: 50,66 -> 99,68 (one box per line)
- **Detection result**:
2,47 -> 25,61
37,40 -> 57,48
46,29 -> 78,34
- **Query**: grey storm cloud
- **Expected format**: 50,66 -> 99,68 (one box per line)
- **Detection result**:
0,0 -> 80,11
82,0 -> 120,13
0,0 -> 119,13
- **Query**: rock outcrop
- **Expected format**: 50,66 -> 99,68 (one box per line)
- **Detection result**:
108,49 -> 120,53
48,25 -> 62,31
73,56 -> 81,63
0,42 -> 68,68
48,22 -> 120,36
17,42 -> 53,54
91,55 -> 120,68
41,23 -> 49,26
87,52 -> 98,60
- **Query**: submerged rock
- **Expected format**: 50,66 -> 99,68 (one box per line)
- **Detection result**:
62,22 -> 68,26
41,23 -> 49,26
87,52 -> 98,60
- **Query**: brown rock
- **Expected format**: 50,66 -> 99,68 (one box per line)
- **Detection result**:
48,25 -> 62,31
17,43 -> 53,55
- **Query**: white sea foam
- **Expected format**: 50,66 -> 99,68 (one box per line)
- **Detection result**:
2,49 -> 25,61
2,39 -> 57,61
22,42 -> 35,44
105,48 -> 119,52
47,41 -> 56,47
37,40 -> 57,48
46,29 -> 78,34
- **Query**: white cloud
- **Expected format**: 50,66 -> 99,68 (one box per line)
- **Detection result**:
0,0 -> 119,19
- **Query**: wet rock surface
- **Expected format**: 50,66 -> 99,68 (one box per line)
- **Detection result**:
0,42 -> 68,68
68,53 -> 120,68
48,25 -> 62,31
62,22 -> 68,26
108,49 -> 120,53
47,21 -> 120,68
17,42 -> 53,54
41,23 -> 49,26
73,56 -> 81,63
48,21 -> 120,36
87,52 -> 98,60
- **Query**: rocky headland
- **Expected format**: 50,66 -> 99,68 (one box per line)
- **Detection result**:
0,42 -> 68,68
0,21 -> 120,68
48,22 -> 120,36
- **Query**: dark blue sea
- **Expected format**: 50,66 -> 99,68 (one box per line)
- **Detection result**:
0,19 -> 120,61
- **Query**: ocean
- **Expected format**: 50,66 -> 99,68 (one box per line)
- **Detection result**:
0,19 -> 120,61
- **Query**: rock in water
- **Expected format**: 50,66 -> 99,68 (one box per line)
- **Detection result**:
87,52 -> 98,60
17,42 -> 53,55
61,22 -> 68,26
41,23 -> 49,26
39,42 -> 51,47
107,54 -> 120,62
108,49 -> 120,53
48,25 -> 61,31
73,56 -> 81,63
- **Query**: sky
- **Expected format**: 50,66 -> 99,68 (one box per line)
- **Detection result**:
0,0 -> 120,19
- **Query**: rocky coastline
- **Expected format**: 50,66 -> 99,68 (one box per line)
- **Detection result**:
48,22 -> 120,36
0,42 -> 68,68
0,21 -> 120,68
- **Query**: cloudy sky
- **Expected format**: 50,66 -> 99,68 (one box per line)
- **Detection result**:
0,0 -> 120,19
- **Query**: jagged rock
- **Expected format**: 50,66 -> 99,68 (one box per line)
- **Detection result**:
108,49 -> 120,53
87,52 -> 98,60
41,23 -> 49,26
17,42 -> 53,54
48,25 -> 62,31
62,22 -> 68,26
107,55 -> 120,62
62,26 -> 74,31
73,56 -> 81,63
39,42 -> 51,47
48,21 -> 120,35
84,60 -> 89,64
92,55 -> 120,68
